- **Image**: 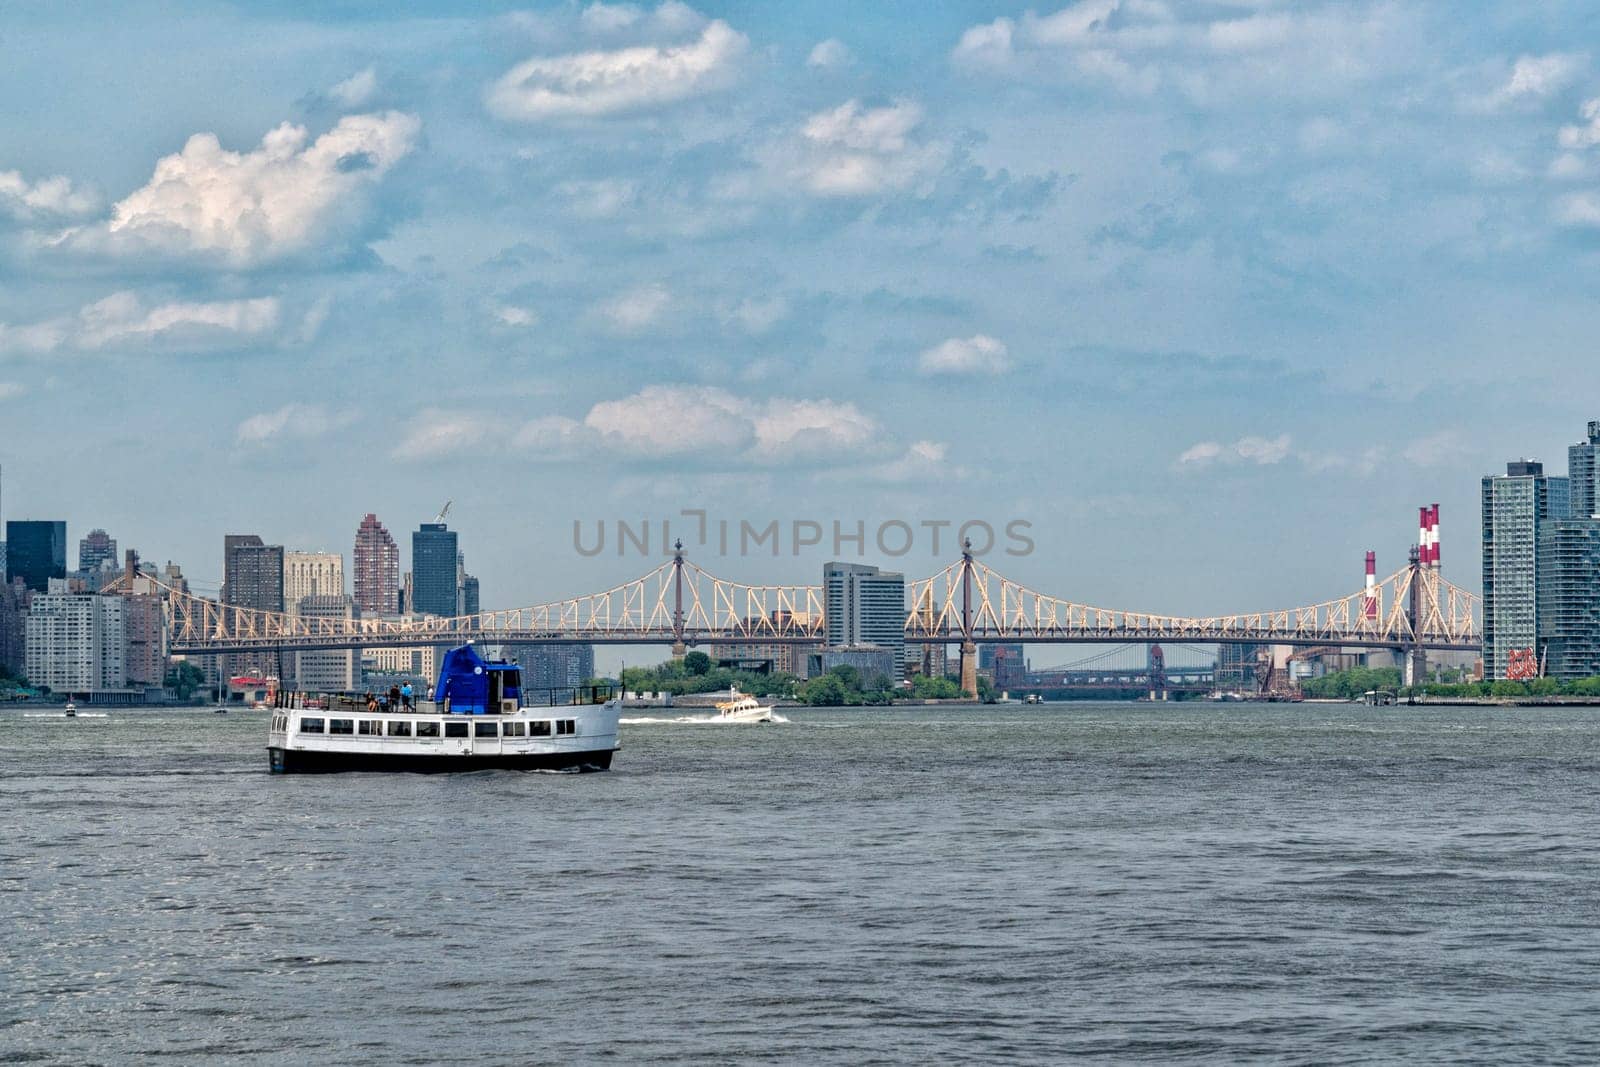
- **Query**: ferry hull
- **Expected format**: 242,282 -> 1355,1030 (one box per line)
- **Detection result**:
268,746 -> 615,774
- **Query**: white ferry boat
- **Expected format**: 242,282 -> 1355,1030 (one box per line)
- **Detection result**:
714,687 -> 776,723
266,644 -> 620,774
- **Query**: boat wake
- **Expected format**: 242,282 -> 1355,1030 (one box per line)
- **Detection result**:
21,711 -> 109,719
620,713 -> 790,726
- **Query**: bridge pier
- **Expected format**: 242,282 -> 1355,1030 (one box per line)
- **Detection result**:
959,640 -> 978,699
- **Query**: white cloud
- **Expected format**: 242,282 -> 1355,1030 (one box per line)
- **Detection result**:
807,39 -> 851,68
329,67 -> 379,109
1403,430 -> 1466,468
1559,98 -> 1600,149
918,334 -> 1011,376
580,2 -> 642,32
865,440 -> 951,483
790,99 -> 945,197
721,296 -> 788,334
1177,434 -> 1292,467
60,112 -> 420,267
597,283 -> 670,332
557,178 -> 637,218
0,382 -> 25,400
1556,192 -> 1600,228
486,18 -> 747,120
394,384 -> 884,465
0,292 -> 280,354
952,1 -> 1400,100
494,304 -> 538,327
0,169 -> 98,221
1489,53 -> 1583,108
236,403 -> 356,445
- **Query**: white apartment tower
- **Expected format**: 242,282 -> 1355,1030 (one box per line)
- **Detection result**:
26,579 -> 126,693
283,552 -> 344,615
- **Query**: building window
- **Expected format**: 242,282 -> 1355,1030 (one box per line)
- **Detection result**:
444,721 -> 469,738
504,722 -> 526,737
529,720 -> 551,737
387,720 -> 413,737
415,721 -> 439,737
300,717 -> 325,734
329,718 -> 354,735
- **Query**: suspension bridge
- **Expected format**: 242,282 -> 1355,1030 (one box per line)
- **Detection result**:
116,524 -> 1481,696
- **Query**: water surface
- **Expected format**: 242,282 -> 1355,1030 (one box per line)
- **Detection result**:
5,703 -> 1600,1063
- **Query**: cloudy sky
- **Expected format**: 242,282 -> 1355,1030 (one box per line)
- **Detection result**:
4,0 -> 1600,639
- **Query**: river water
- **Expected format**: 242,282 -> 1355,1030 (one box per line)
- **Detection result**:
5,702 -> 1600,1064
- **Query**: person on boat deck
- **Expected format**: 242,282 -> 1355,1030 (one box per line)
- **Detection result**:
388,684 -> 402,711
365,693 -> 378,714
401,682 -> 414,709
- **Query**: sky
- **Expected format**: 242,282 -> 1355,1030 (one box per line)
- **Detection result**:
4,0 -> 1600,656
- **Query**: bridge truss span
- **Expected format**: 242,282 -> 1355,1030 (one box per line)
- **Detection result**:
905,554 -> 1480,651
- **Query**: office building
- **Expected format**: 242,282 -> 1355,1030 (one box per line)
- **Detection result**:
294,595 -> 357,691
412,522 -> 459,617
223,535 -> 285,613
509,643 -> 595,692
6,520 -> 67,592
26,579 -> 125,693
121,593 -> 166,687
1570,421 -> 1600,521
364,645 -> 436,683
461,574 -> 480,618
284,551 -> 344,613
78,529 -> 118,575
1482,461 -> 1570,679
980,643 -> 1026,690
1216,643 -> 1261,690
0,578 -> 28,677
352,513 -> 399,617
823,562 -> 906,679
1536,520 -> 1600,680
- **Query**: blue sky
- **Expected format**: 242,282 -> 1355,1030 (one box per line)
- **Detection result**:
3,0 -> 1600,628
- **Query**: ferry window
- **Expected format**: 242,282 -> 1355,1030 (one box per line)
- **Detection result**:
444,721 -> 469,738
555,719 -> 576,736
415,721 -> 440,738
529,720 -> 551,737
504,722 -> 525,737
358,720 -> 381,735
300,717 -> 325,734
330,718 -> 354,735
387,720 -> 413,737
474,721 -> 499,738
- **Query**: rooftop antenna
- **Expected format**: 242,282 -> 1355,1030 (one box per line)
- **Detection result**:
434,500 -> 452,525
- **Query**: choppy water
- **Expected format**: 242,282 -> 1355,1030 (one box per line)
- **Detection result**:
6,702 -> 1600,1064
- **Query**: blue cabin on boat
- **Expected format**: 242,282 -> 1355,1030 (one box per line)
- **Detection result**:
432,644 -> 523,715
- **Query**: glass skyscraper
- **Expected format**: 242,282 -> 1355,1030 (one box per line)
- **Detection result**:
5,520 -> 67,592
823,562 -> 906,679
1481,461 -> 1569,679
411,522 -> 459,617
1537,519 -> 1600,680
1569,421 -> 1600,520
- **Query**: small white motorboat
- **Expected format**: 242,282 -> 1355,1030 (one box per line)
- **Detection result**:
64,702 -> 77,718
714,687 -> 776,723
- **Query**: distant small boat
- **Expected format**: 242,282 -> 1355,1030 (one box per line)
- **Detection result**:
64,702 -> 77,718
214,705 -> 228,714
714,687 -> 776,723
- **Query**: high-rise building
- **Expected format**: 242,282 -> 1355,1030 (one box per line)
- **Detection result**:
412,522 -> 459,617
6,521 -> 67,592
980,643 -> 1026,690
26,579 -> 126,693
1570,421 -> 1600,521
1482,461 -> 1570,679
509,644 -> 595,692
223,535 -> 285,613
823,561 -> 906,679
78,529 -> 118,575
352,514 -> 399,617
1536,519 -> 1600,680
294,595 -> 357,691
0,578 -> 28,678
283,551 -> 344,613
461,574 -> 480,617
121,593 -> 166,687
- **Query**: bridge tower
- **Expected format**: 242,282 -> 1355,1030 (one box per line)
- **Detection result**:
1147,644 -> 1167,702
1403,544 -> 1426,687
957,538 -> 978,699
670,539 -> 687,659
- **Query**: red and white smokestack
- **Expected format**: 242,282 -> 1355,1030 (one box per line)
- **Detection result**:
1419,507 -> 1430,567
1364,551 -> 1377,620
1429,504 -> 1441,569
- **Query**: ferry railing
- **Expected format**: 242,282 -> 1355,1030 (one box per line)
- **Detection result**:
271,685 -> 615,712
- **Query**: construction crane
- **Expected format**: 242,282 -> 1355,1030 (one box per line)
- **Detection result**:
434,500 -> 452,525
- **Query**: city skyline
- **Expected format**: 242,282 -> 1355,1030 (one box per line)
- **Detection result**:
5,2 -> 1600,622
